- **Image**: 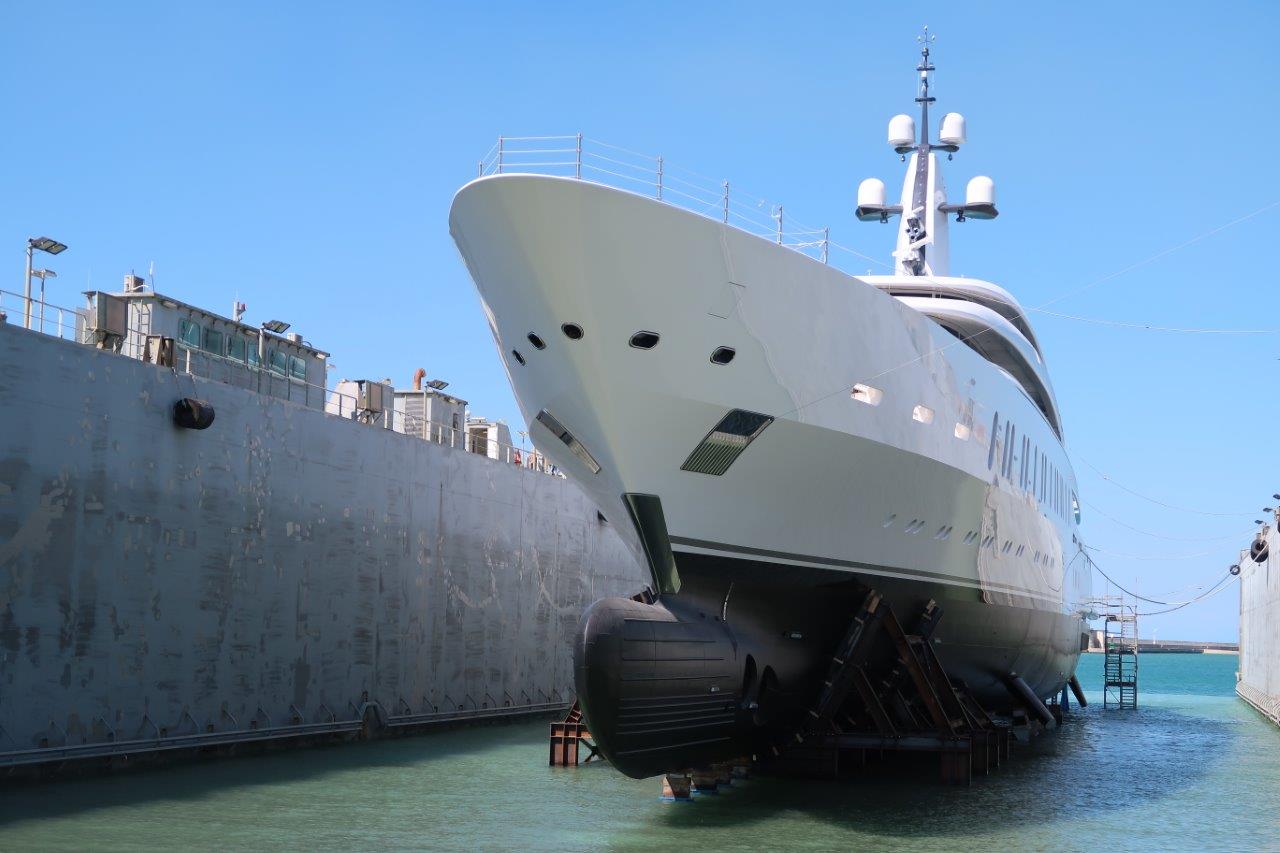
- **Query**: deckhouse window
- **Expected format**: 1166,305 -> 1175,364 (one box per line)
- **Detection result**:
178,318 -> 202,348
289,355 -> 307,380
202,327 -> 224,356
228,335 -> 247,363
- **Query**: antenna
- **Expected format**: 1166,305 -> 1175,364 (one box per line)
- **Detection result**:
916,25 -> 936,148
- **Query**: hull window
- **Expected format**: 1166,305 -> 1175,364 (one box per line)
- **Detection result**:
629,331 -> 660,349
561,323 -> 584,340
511,350 -> 526,365
527,332 -> 546,350
851,383 -> 883,406
710,346 -> 736,365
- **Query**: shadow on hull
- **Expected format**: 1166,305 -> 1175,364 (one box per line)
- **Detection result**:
574,553 -> 1085,779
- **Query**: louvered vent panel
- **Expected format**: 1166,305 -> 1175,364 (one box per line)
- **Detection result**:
680,409 -> 774,476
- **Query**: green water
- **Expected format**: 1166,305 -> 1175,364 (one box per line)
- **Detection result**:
3,654 -> 1278,851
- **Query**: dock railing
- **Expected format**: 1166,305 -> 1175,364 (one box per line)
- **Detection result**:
476,134 -> 840,264
0,288 -> 561,477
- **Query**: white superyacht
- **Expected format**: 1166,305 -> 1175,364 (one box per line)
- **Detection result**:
450,36 -> 1091,777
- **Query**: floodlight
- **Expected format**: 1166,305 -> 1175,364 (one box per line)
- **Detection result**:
426,379 -> 449,390
262,319 -> 291,334
28,237 -> 67,255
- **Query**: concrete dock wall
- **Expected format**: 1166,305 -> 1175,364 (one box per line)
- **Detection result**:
0,323 -> 646,767
1238,525 -> 1279,725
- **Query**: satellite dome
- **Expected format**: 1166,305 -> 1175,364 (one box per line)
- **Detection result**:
888,114 -> 916,148
857,178 -> 887,208
939,112 -> 967,146
966,175 -> 995,207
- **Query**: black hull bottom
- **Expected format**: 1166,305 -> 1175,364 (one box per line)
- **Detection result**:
574,552 -> 1087,779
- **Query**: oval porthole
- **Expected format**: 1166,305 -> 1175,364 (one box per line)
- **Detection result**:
511,349 -> 526,365
561,323 -> 584,340
527,333 -> 546,350
629,331 -> 660,349
710,346 -> 735,365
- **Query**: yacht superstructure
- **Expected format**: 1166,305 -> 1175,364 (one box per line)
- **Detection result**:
450,35 -> 1090,778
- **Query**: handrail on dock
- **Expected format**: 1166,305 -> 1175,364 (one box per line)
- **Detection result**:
0,287 -> 560,477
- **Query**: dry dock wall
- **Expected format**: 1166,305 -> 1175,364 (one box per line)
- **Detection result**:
0,323 -> 646,767
1238,524 -> 1280,725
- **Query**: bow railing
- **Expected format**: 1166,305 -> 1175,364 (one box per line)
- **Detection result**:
476,135 -> 835,263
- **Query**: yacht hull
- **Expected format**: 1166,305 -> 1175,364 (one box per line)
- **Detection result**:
449,173 -> 1091,778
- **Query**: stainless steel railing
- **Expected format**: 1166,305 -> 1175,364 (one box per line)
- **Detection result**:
474,135 -> 890,270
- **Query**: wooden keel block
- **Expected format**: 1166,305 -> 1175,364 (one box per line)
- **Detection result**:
689,767 -> 720,794
660,772 -> 692,802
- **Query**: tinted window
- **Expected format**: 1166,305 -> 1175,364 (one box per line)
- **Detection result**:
289,355 -> 307,380
227,335 -> 247,363
247,339 -> 261,368
202,327 -> 224,355
269,349 -> 288,375
178,318 -> 202,347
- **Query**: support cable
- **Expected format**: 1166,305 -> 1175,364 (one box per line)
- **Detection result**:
1077,457 -> 1257,518
1086,551 -> 1235,613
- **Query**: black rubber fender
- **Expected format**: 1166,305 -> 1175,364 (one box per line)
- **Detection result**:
173,398 -> 215,430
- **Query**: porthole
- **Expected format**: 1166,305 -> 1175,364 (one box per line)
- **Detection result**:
512,349 -> 526,365
562,323 -> 584,340
629,331 -> 660,349
710,346 -> 736,365
527,333 -> 546,350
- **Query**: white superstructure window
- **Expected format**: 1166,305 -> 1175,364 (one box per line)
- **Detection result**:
851,384 -> 883,406
912,405 -> 934,424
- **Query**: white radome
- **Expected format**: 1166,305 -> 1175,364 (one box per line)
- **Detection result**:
939,111 -> 967,146
857,177 -> 887,208
887,113 -> 916,148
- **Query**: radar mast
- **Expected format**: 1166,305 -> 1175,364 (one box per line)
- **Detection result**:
854,28 -> 999,278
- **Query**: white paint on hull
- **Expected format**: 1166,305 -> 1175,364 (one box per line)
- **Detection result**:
450,174 -> 1090,620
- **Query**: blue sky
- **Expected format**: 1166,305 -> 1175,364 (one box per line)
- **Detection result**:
3,2 -> 1275,640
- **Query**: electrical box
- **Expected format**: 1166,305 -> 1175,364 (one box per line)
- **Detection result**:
84,292 -> 127,349
357,380 -> 387,413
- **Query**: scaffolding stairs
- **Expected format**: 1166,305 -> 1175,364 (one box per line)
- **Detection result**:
1103,600 -> 1139,709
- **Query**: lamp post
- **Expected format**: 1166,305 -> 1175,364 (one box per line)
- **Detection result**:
258,319 -> 290,392
24,237 -> 67,329
30,269 -> 56,332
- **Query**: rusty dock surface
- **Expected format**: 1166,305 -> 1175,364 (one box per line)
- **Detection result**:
0,319 -> 646,773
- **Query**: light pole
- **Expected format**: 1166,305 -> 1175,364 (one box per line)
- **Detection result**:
30,269 -> 56,332
258,318 -> 290,391
24,237 -> 67,329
